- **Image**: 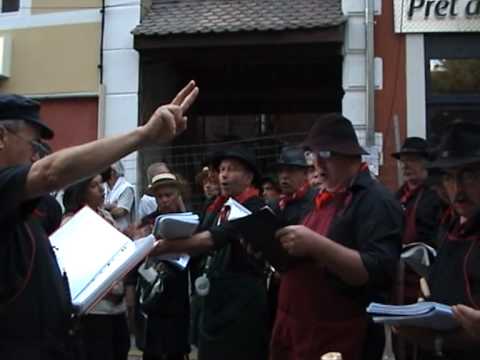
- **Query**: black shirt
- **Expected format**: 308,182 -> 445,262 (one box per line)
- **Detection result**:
396,183 -> 442,247
326,170 -> 403,302
0,166 -> 73,357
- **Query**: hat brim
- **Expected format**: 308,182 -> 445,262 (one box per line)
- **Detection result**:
275,161 -> 310,169
146,179 -> 180,196
212,154 -> 261,184
27,119 -> 54,140
302,140 -> 369,156
391,149 -> 429,160
427,156 -> 480,170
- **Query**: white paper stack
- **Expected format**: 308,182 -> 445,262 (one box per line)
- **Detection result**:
153,212 -> 200,239
367,301 -> 458,330
152,212 -> 200,269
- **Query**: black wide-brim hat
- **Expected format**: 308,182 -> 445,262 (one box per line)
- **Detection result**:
428,120 -> 480,169
302,113 -> 368,156
211,144 -> 261,184
391,137 -> 429,159
276,146 -> 310,168
0,94 -> 54,139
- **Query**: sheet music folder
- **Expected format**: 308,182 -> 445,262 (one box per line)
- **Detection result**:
367,301 -> 458,331
228,206 -> 297,272
50,207 -> 155,314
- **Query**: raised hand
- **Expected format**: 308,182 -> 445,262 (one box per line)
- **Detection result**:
141,80 -> 199,144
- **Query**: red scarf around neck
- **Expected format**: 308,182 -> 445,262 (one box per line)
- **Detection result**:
278,181 -> 310,210
314,162 -> 369,210
206,186 -> 260,215
399,182 -> 423,206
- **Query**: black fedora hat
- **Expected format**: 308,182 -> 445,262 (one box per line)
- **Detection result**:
211,144 -> 260,183
302,113 -> 368,156
429,120 -> 480,169
276,146 -> 309,168
391,137 -> 429,159
0,94 -> 54,139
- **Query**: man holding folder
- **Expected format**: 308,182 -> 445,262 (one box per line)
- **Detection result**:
397,120 -> 480,359
0,81 -> 198,359
270,114 -> 403,360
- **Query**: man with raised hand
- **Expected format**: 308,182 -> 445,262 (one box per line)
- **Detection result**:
0,81 -> 198,360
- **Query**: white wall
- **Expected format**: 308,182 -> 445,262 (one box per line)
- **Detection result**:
341,0 -> 382,128
342,0 -> 384,173
102,0 -> 140,186
405,34 -> 427,138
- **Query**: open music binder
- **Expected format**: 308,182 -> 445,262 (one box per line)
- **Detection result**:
367,301 -> 458,331
50,207 -> 156,314
227,203 -> 297,272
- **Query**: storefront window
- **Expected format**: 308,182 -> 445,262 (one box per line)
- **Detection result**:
430,59 -> 480,95
425,34 -> 480,142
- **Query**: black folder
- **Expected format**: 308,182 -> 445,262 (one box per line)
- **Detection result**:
229,207 -> 298,272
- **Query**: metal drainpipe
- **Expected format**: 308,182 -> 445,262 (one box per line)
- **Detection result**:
97,0 -> 106,139
365,0 -> 376,147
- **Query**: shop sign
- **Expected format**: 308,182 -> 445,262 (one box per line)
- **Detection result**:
394,0 -> 480,33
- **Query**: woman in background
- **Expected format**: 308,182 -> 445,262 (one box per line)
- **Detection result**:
63,175 -> 131,360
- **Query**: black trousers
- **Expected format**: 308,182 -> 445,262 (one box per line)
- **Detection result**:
80,313 -> 130,360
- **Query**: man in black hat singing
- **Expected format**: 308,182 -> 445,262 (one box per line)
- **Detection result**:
270,114 -> 403,360
275,145 -> 318,225
0,81 -> 198,360
153,143 -> 269,360
392,137 -> 442,304
397,121 -> 480,359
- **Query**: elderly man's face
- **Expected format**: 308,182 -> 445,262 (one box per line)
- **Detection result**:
399,154 -> 428,185
0,122 -> 41,166
313,153 -> 353,191
442,164 -> 480,220
218,158 -> 253,197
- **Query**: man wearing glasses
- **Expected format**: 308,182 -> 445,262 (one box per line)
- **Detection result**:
397,120 -> 480,359
270,114 -> 403,360
0,82 -> 198,360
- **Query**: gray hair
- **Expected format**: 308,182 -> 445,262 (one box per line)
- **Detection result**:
0,119 -> 27,132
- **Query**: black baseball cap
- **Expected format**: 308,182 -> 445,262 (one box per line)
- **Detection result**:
0,94 -> 54,139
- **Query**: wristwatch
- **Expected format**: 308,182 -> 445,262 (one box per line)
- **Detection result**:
434,335 -> 444,357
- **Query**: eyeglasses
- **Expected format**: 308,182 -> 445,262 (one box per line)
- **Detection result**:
2,126 -> 49,156
304,150 -> 332,163
442,168 -> 480,186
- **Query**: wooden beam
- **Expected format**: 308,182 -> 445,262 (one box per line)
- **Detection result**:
134,27 -> 344,51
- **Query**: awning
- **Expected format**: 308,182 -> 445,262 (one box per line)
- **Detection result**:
133,0 -> 345,49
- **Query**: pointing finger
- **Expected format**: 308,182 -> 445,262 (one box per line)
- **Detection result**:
180,86 -> 199,114
171,80 -> 196,106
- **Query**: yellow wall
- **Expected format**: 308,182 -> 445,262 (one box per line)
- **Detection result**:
0,23 -> 100,95
31,0 -> 102,14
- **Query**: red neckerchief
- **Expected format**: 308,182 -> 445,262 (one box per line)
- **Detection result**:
440,206 -> 454,226
278,181 -> 310,210
314,162 -> 369,210
399,182 -> 423,206
206,186 -> 260,215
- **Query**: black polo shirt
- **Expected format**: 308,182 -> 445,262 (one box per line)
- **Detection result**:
0,166 -> 73,358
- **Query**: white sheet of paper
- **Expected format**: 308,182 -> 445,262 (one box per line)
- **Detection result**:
223,198 -> 252,223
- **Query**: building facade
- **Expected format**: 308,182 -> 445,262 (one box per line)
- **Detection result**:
0,0 -> 141,184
